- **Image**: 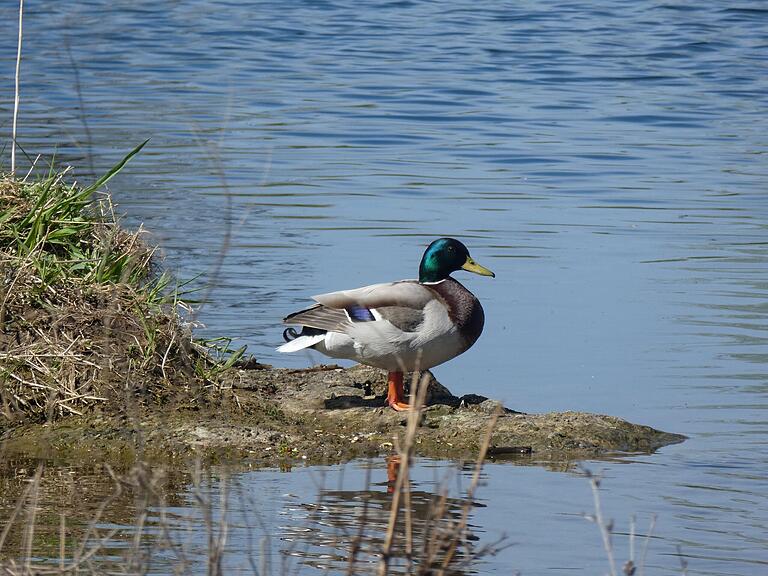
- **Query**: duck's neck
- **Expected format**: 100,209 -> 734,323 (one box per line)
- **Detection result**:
420,272 -> 445,283
419,251 -> 451,283
419,264 -> 449,283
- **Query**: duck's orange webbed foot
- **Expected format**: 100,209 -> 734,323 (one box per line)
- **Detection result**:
385,371 -> 410,411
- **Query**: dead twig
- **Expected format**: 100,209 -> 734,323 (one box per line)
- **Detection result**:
11,0 -> 23,175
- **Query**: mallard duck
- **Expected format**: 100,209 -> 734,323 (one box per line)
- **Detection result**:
277,238 -> 495,410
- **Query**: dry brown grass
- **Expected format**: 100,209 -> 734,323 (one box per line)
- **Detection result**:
0,166 -> 222,424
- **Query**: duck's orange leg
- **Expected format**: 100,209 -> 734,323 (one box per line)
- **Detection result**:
386,455 -> 401,493
386,371 -> 409,411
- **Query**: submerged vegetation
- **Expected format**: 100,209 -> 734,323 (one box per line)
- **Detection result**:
0,149 -> 230,424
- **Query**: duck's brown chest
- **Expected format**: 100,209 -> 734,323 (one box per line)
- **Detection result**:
428,278 -> 485,349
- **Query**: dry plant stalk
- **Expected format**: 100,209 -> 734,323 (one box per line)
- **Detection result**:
583,468 -> 663,576
191,460 -> 230,576
346,463 -> 374,576
376,371 -> 503,576
11,0 -> 23,175
585,470 -> 617,576
437,405 -> 501,572
378,371 -> 431,574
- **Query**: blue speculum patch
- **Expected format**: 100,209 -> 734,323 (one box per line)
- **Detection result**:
346,305 -> 375,322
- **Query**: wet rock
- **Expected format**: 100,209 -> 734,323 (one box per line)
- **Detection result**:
1,364 -> 686,467
223,364 -> 685,460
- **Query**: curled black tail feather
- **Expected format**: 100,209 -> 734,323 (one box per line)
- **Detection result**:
283,326 -> 326,343
283,327 -> 300,342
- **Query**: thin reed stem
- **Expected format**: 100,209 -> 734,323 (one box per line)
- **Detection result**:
0,464 -> 42,553
638,515 -> 656,576
59,513 -> 66,571
11,0 -> 24,175
584,471 -> 617,576
378,371 -> 430,576
439,406 -> 501,571
22,466 -> 42,573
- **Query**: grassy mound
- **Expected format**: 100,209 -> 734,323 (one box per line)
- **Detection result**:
0,155 -> 229,423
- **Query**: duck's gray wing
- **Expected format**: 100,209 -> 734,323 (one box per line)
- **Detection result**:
373,306 -> 425,332
312,280 -> 434,310
283,304 -> 352,333
284,280 -> 437,334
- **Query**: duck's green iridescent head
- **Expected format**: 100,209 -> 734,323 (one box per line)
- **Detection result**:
418,238 -> 495,283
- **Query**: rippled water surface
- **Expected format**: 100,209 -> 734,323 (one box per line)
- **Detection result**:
1,1 -> 767,574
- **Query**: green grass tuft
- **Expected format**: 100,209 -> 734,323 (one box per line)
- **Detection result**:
0,149 -> 238,423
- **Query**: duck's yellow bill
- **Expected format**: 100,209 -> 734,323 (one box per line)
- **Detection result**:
462,256 -> 495,278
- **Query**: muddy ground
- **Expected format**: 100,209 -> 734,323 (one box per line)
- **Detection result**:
1,363 -> 686,468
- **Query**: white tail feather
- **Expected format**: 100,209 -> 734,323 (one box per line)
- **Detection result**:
276,333 -> 326,353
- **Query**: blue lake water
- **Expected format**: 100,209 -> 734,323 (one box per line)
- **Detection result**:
1,1 -> 767,573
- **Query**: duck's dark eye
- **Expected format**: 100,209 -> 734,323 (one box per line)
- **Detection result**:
447,246 -> 454,252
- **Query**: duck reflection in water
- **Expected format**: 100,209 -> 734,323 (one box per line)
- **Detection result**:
277,458 -> 491,574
